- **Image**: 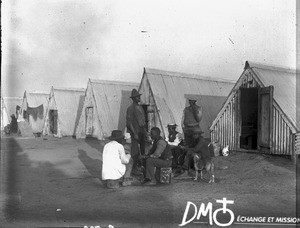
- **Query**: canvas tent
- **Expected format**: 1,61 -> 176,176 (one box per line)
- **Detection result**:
43,87 -> 85,137
138,68 -> 235,138
1,97 -> 10,130
3,97 -> 23,118
210,61 -> 299,160
1,96 -> 23,131
21,91 -> 49,134
76,79 -> 139,140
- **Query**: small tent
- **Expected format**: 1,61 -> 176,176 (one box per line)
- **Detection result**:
3,97 -> 23,118
1,96 -> 10,131
76,79 -> 139,140
139,68 -> 235,138
210,61 -> 299,161
43,87 -> 85,137
21,91 -> 49,134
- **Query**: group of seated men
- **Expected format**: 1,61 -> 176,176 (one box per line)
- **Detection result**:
101,123 -> 209,189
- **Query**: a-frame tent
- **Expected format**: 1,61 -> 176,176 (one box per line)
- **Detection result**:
42,87 -> 85,137
21,91 -> 49,134
3,97 -> 23,118
210,61 -> 299,160
138,68 -> 235,138
76,79 -> 139,140
1,96 -> 10,131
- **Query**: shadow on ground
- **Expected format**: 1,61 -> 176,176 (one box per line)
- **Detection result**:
78,149 -> 103,183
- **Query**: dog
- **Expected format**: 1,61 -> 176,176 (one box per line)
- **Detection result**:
192,144 -> 215,183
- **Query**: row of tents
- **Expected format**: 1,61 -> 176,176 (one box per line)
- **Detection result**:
1,61 -> 299,160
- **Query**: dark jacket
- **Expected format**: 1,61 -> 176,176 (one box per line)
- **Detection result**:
149,137 -> 172,160
126,102 -> 146,134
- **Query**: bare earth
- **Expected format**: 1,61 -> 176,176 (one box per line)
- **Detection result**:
0,137 -> 297,228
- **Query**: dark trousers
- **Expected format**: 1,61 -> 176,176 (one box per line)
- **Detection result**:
171,146 -> 186,169
183,127 -> 195,147
182,150 -> 194,170
130,132 -> 146,170
145,158 -> 172,181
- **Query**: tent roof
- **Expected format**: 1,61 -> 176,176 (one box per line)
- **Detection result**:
142,68 -> 235,137
89,79 -> 139,137
3,97 -> 23,116
144,68 -> 236,83
52,87 -> 85,92
90,79 -> 138,87
245,61 -> 297,130
24,91 -> 49,108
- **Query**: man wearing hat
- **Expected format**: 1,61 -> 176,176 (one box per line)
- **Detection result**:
102,130 -> 133,188
126,89 -> 147,175
181,98 -> 203,147
175,126 -> 206,179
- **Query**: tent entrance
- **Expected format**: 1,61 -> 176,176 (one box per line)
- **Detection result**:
239,88 -> 258,150
49,110 -> 58,134
85,107 -> 93,136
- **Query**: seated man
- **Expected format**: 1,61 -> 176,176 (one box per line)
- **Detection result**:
175,126 -> 212,179
141,127 -> 173,186
165,123 -> 185,171
102,130 -> 133,189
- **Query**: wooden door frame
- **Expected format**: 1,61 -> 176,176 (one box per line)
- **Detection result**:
257,86 -> 274,150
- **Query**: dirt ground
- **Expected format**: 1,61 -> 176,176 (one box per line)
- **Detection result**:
0,136 -> 298,228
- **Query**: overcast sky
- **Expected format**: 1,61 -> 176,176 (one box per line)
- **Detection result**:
1,0 -> 296,97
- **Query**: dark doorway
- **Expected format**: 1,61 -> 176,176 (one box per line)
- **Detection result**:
240,88 -> 258,149
85,107 -> 93,136
49,110 -> 58,134
23,110 -> 28,120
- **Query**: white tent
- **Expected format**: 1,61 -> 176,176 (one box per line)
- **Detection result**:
21,91 -> 49,134
139,68 -> 235,138
76,79 -> 138,140
43,87 -> 85,137
1,96 -> 10,131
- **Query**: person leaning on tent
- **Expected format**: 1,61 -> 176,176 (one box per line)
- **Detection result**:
126,89 -> 146,176
102,130 -> 133,189
181,98 -> 203,147
140,127 -> 173,186
165,123 -> 185,172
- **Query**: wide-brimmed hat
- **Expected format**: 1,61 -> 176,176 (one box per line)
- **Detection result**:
192,126 -> 204,134
130,89 -> 142,98
108,130 -> 125,140
186,95 -> 198,102
167,123 -> 177,128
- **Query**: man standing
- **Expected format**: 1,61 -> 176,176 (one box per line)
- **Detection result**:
141,127 -> 173,186
126,89 -> 146,175
181,98 -> 202,147
102,130 -> 133,189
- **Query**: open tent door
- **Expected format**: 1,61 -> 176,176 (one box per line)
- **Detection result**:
258,86 -> 273,152
49,110 -> 58,134
85,107 -> 93,136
